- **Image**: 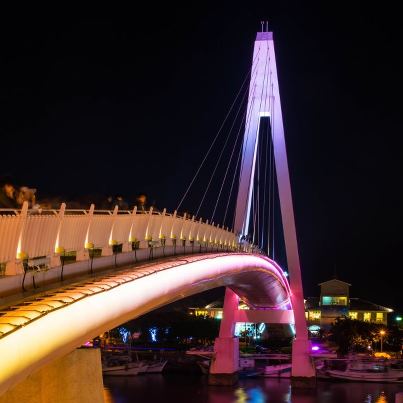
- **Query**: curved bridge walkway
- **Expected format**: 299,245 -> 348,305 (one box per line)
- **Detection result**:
0,252 -> 291,395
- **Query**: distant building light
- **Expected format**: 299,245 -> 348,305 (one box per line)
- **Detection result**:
348,312 -> 358,320
311,346 -> 320,351
257,323 -> 266,334
149,327 -> 158,342
396,316 -> 402,322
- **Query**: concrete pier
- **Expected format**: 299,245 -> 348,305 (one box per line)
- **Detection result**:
208,337 -> 239,385
0,348 -> 104,403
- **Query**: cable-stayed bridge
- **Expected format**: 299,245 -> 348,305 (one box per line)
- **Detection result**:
0,27 -> 315,400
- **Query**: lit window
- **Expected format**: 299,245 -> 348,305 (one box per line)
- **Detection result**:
322,296 -> 347,305
308,311 -> 321,321
349,312 -> 358,320
195,310 -> 208,317
305,312 -> 308,319
376,312 -> 383,322
363,312 -> 371,322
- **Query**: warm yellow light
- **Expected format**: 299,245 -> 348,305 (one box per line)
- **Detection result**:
17,251 -> 28,260
55,246 -> 65,254
380,330 -> 386,335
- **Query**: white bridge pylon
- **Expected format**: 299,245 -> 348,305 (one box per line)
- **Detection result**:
213,30 -> 315,381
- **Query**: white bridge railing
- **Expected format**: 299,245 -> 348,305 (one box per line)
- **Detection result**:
0,202 -> 252,276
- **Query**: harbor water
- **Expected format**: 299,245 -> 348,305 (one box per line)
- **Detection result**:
103,374 -> 403,403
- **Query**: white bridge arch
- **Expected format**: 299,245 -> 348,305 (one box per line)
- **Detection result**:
0,253 -> 292,395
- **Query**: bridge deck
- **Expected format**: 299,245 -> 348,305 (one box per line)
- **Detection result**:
0,252 -> 291,395
0,253 -> 226,340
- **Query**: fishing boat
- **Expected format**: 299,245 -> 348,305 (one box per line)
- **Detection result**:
317,358 -> 403,383
142,359 -> 168,374
262,363 -> 292,378
102,356 -> 148,376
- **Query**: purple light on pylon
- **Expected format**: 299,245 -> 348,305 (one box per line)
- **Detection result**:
311,346 -> 320,351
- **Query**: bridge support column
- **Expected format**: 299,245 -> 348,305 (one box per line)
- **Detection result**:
291,338 -> 316,387
0,348 -> 104,403
209,287 -> 239,385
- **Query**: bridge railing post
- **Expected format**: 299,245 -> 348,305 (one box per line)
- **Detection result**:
5,201 -> 29,275
76,204 -> 95,262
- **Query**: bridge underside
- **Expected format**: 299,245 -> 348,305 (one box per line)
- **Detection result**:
0,252 -> 291,395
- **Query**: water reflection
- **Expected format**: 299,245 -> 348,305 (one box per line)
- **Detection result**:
375,391 -> 387,403
103,376 -> 402,403
234,388 -> 248,402
248,387 -> 266,403
103,387 -> 114,403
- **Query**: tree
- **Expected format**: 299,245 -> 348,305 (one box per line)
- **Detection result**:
329,316 -> 379,355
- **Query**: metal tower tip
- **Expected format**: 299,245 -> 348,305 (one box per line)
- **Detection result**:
260,20 -> 269,32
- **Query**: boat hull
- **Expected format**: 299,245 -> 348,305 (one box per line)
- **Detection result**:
262,364 -> 292,378
325,369 -> 403,383
142,360 -> 168,374
103,363 -> 147,376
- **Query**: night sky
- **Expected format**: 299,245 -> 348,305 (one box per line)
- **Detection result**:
1,5 -> 402,313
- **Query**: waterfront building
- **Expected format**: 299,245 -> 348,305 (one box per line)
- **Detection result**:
305,278 -> 393,334
189,278 -> 393,338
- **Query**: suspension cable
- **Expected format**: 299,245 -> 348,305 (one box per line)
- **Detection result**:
210,97 -> 248,223
223,116 -> 244,227
261,47 -> 271,251
232,81 -> 258,232
232,70 -> 256,234
267,71 -> 274,256
248,44 -> 270,246
234,46 -> 263,230
270,81 -> 275,259
176,49 -> 261,212
196,81 -> 250,218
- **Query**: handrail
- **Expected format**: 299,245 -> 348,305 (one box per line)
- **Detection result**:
0,202 -> 255,276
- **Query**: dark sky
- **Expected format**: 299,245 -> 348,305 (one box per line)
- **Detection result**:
1,5 -> 402,313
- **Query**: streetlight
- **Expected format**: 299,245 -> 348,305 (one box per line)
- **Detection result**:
379,330 -> 386,352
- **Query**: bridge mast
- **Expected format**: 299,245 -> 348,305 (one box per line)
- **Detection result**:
233,28 -> 315,379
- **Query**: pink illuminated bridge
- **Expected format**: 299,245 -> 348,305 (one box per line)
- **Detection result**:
0,252 -> 291,395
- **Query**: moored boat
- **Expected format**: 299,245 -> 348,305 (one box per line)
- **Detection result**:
142,360 -> 168,374
262,363 -> 292,378
102,361 -> 148,376
318,358 -> 403,383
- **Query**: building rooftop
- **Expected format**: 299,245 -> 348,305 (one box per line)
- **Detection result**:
349,298 -> 393,312
305,297 -> 393,312
318,279 -> 351,287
